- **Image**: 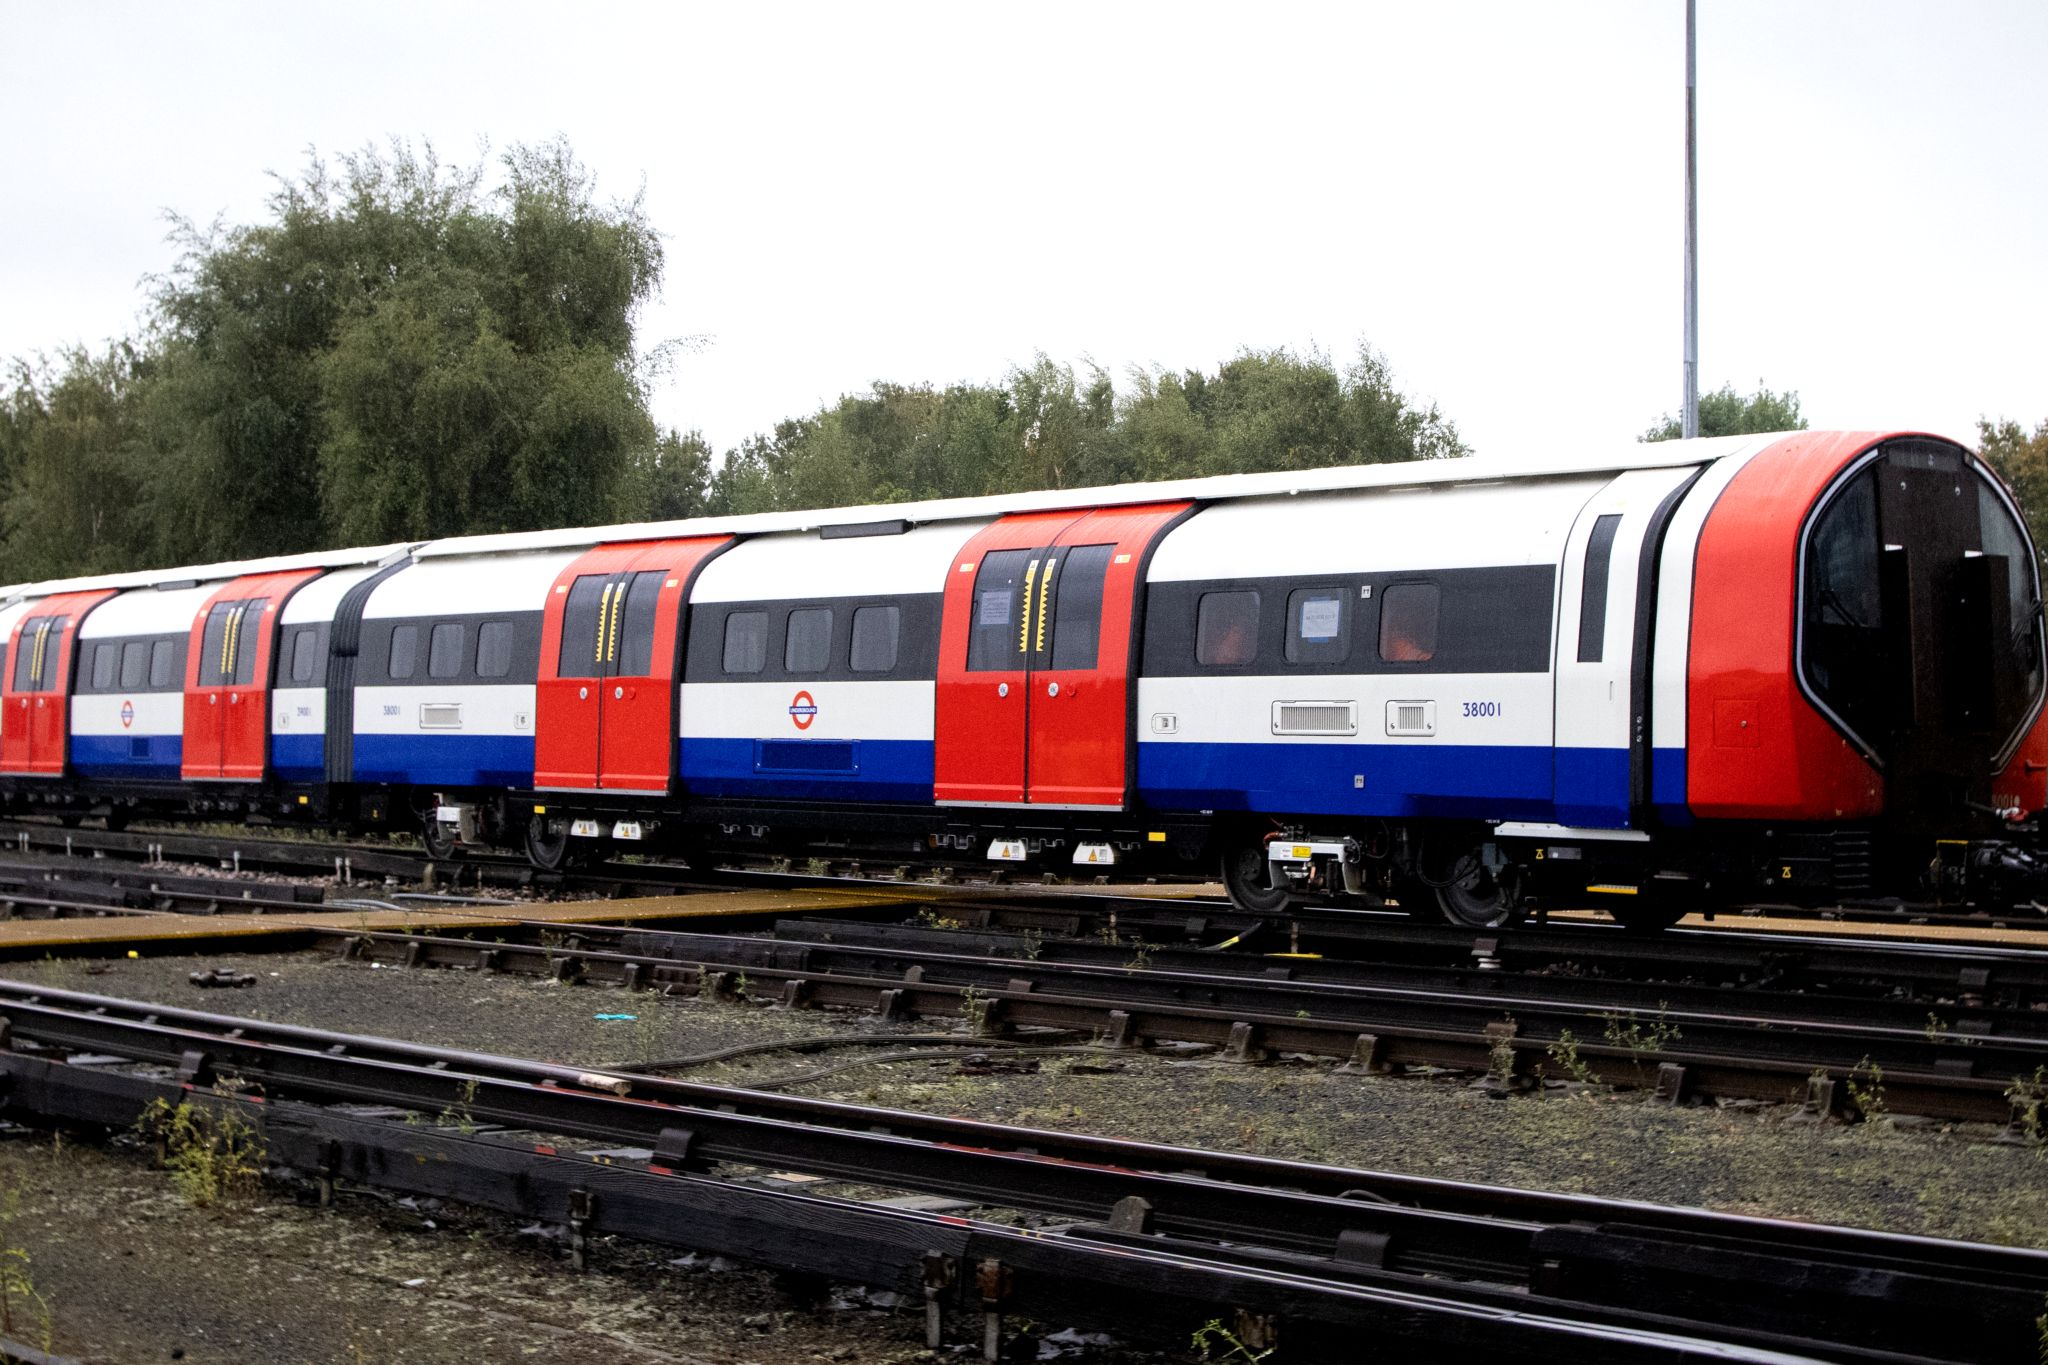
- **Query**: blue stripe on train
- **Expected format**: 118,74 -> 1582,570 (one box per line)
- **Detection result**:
679,737 -> 933,803
1553,747 -> 1631,829
351,733 -> 536,788
69,733 -> 183,781
271,734 -> 325,782
1137,740 -> 1567,822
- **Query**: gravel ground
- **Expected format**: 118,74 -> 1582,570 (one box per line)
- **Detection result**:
4,947 -> 2047,1362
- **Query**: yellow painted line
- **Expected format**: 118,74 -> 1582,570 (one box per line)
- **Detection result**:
1585,884 -> 1640,895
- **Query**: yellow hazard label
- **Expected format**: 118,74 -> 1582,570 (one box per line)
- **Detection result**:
1291,845 -> 1312,859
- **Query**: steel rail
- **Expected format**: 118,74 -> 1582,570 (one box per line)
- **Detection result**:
2,985 -> 2045,1361
315,921 -> 2045,1123
0,1058 -> 1871,1365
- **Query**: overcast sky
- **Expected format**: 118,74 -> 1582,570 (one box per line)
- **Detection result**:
3,1 -> 2042,466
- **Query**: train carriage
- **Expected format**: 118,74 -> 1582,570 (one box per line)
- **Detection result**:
0,429 -> 2041,927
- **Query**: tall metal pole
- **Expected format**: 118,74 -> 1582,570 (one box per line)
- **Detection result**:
1682,0 -> 1700,438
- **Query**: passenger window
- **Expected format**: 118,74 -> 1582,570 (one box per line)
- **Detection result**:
723,611 -> 767,674
615,572 -> 667,676
120,640 -> 149,691
92,642 -> 118,692
290,627 -> 320,683
429,623 -> 465,679
1285,588 -> 1349,665
9,623 -> 35,691
1049,544 -> 1115,671
850,605 -> 900,673
388,624 -> 419,680
149,639 -> 177,690
557,575 -> 610,680
968,549 -> 1037,672
1378,584 -> 1440,663
1577,514 -> 1623,664
1196,591 -> 1261,667
785,607 -> 833,673
476,621 -> 514,679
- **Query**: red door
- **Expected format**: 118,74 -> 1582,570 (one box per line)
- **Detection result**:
933,512 -> 1084,805
182,570 -> 319,781
1,591 -> 113,776
535,536 -> 731,793
935,505 -> 1190,810
1027,503 -> 1191,807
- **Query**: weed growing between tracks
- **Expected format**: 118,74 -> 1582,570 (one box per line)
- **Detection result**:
136,1091 -> 265,1208
0,1189 -> 54,1356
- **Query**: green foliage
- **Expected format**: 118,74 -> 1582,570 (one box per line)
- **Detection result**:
1,136 -> 1460,576
1979,417 -> 2048,570
1192,1317 -> 1275,1363
2,138 -> 665,573
706,344 -> 1464,515
1546,1027 -> 1601,1087
137,1095 -> 266,1207
1642,381 -> 1807,442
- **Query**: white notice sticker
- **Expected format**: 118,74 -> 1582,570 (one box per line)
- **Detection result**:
1299,597 -> 1341,640
979,590 -> 1013,626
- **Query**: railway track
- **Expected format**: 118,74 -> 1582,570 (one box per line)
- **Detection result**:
312,914 -> 2048,1124
1,982 -> 2043,1362
4,818 -> 2048,945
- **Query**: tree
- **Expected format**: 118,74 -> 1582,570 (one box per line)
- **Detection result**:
1642,381 -> 1806,442
1979,416 -> 2048,568
0,346 -> 153,581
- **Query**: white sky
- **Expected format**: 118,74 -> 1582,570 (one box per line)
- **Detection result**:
3,1 -> 2043,465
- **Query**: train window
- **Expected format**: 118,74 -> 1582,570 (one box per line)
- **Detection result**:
388,624 -> 419,681
149,639 -> 177,690
290,627 -> 320,683
1979,479 -> 2043,703
7,624 -> 29,691
1577,514 -> 1622,664
850,605 -> 900,673
785,607 -> 833,673
556,575 -> 610,679
1801,470 -> 1884,742
1379,584 -> 1439,663
1050,544 -> 1115,671
476,621 -> 514,679
198,602 -> 237,687
232,605 -> 261,686
723,611 -> 767,674
968,549 -> 1037,672
120,640 -> 149,691
614,572 -> 666,677
1196,591 -> 1260,667
1285,588 -> 1349,665
429,623 -> 465,679
91,642 -> 118,691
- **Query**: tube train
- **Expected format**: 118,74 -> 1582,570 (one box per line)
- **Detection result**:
3,429 -> 2043,928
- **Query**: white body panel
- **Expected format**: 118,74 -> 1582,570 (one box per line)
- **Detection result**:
281,564 -> 385,625
690,522 -> 986,604
1146,476 -> 1605,582
76,584 -> 212,639
679,679 -> 936,743
1139,673 -> 1556,749
272,685 -> 324,740
361,552 -> 577,620
352,684 -> 536,738
70,691 -> 184,736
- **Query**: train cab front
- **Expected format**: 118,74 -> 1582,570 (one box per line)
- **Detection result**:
1798,435 -> 2048,907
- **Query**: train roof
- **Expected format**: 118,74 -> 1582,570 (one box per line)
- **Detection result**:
411,432 -> 1781,561
2,431 -> 1827,597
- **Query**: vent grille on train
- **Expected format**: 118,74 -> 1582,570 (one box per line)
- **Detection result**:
1384,700 -> 1437,737
1271,702 -> 1358,736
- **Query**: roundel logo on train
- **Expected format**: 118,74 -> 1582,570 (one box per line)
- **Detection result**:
119,700 -> 134,729
788,691 -> 818,731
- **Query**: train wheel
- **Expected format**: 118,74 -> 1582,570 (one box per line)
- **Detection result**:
422,810 -> 460,862
1221,840 -> 1292,914
1421,845 -> 1526,929
524,815 -> 572,872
